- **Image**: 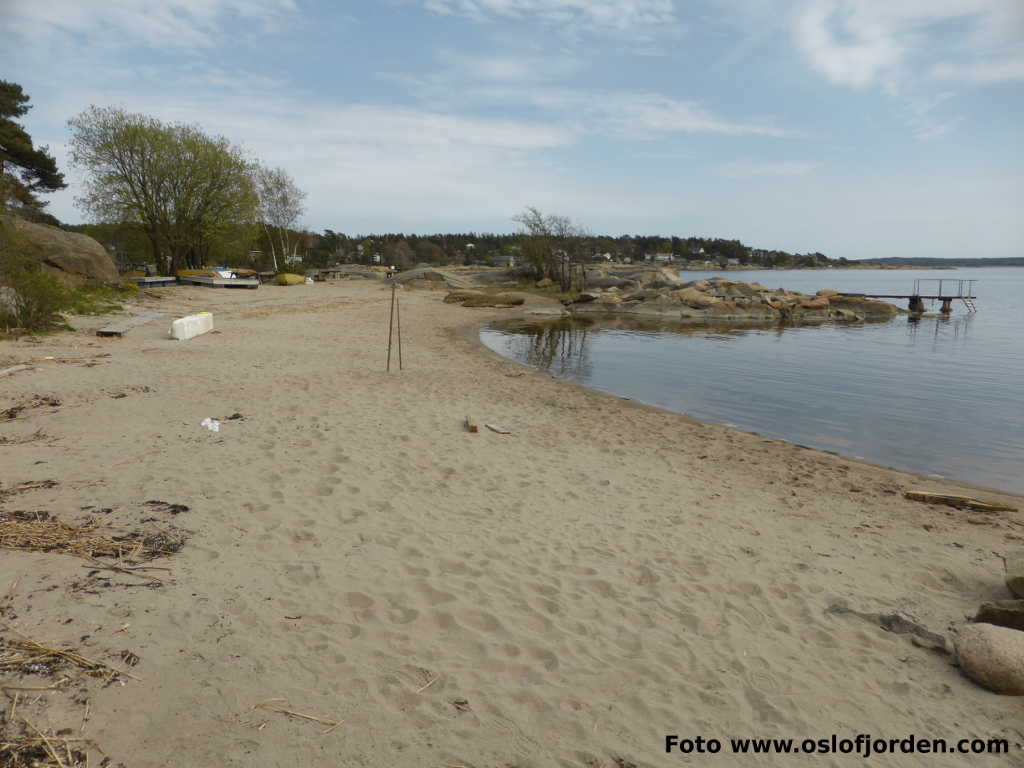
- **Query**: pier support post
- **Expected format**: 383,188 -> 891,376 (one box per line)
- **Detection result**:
940,298 -> 953,314
909,296 -> 925,313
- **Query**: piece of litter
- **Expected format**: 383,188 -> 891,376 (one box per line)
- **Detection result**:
485,424 -> 511,435
170,312 -> 214,341
200,417 -> 221,433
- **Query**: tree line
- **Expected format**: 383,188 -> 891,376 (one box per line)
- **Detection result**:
3,81 -> 843,277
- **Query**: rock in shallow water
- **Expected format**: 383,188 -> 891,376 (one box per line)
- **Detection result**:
955,623 -> 1024,695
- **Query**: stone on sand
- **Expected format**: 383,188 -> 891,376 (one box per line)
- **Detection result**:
955,623 -> 1024,695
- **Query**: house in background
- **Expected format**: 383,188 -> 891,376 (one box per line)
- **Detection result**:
492,253 -> 516,268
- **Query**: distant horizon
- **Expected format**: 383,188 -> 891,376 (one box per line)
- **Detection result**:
4,0 -> 1022,260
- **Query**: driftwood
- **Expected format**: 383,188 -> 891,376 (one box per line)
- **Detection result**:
485,424 -> 511,435
904,491 -> 1017,513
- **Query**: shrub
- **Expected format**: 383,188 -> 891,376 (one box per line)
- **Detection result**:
0,219 -> 70,332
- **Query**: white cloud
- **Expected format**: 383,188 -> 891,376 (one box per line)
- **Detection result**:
794,0 -> 903,89
718,161 -> 818,178
794,0 -> 1024,88
457,86 -> 793,138
421,0 -> 675,30
6,0 -> 296,48
593,93 -> 791,138
41,73 -> 585,228
932,57 -> 1024,84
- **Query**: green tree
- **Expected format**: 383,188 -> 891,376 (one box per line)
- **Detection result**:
68,106 -> 257,274
0,81 -> 66,222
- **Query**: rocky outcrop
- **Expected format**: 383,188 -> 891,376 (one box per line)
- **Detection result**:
392,267 -> 476,290
4,215 -> 119,284
566,276 -> 898,324
956,623 -> 1024,695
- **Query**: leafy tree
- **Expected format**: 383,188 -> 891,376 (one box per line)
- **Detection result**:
68,106 -> 257,273
0,81 -> 66,222
254,164 -> 305,271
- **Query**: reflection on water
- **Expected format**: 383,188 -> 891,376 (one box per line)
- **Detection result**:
906,313 -> 974,350
481,280 -> 1024,495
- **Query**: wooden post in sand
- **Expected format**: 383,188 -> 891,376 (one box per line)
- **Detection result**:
386,283 -> 403,372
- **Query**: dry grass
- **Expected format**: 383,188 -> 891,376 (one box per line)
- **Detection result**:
0,713 -> 102,768
0,631 -> 138,685
0,510 -> 185,564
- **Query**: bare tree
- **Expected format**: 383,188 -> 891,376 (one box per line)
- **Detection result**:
254,164 -> 306,271
512,206 -> 587,291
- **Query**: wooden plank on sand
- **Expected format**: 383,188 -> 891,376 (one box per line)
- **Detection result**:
96,312 -> 166,338
904,491 -> 1017,513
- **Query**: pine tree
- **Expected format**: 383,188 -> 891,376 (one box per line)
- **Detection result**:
0,81 -> 66,221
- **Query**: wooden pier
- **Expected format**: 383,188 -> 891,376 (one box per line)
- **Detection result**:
839,278 -> 977,314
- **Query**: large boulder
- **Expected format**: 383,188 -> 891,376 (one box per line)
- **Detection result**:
5,215 -> 118,284
956,623 -> 1024,695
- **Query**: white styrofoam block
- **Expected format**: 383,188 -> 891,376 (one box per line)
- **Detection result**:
170,312 -> 214,340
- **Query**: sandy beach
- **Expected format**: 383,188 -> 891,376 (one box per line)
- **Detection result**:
1,280 -> 1021,767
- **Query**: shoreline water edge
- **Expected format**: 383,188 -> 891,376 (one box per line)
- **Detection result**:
1,279 -> 1022,767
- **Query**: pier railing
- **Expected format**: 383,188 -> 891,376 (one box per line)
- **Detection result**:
912,278 -> 976,298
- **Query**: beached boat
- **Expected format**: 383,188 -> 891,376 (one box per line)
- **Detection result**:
176,268 -> 260,289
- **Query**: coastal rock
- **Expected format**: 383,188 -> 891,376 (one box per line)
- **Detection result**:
817,289 -> 841,297
974,601 -> 1024,632
444,290 -> 484,304
4,215 -> 119,284
536,278 -> 554,288
675,288 -> 719,309
460,293 -> 525,308
955,623 -> 1024,695
391,267 -> 447,286
1006,552 -> 1024,598
585,275 -> 636,290
827,296 -> 898,320
619,267 -> 683,287
799,297 -> 830,310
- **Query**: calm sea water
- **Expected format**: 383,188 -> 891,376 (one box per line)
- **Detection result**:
480,268 -> 1024,494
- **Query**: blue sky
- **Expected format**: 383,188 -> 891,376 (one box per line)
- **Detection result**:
3,0 -> 1022,258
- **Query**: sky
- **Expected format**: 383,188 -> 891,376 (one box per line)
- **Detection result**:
2,0 -> 1022,259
